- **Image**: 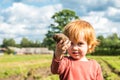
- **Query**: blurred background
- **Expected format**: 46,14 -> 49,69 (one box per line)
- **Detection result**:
0,0 -> 120,80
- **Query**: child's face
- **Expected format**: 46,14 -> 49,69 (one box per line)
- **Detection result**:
67,34 -> 88,60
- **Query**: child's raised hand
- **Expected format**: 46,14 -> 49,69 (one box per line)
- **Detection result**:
56,39 -> 71,54
53,33 -> 71,60
53,33 -> 69,43
55,39 -> 71,60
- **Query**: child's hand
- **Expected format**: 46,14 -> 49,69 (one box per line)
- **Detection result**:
56,40 -> 71,53
53,33 -> 71,60
55,39 -> 71,60
53,33 -> 69,43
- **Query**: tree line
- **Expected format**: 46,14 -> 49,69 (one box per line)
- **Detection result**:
94,33 -> 120,55
0,9 -> 120,55
0,37 -> 42,48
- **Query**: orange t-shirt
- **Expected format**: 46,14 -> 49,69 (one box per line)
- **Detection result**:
51,56 -> 103,80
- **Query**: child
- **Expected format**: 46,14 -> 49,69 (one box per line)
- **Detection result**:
51,19 -> 103,80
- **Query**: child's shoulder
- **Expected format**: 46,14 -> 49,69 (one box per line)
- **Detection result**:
88,58 -> 97,62
88,59 -> 101,67
88,59 -> 99,64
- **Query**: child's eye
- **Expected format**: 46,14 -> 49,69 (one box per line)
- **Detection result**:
78,42 -> 84,46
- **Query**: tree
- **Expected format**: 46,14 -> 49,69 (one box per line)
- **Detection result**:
97,35 -> 104,41
20,37 -> 32,47
107,33 -> 119,41
94,33 -> 120,55
32,40 -> 41,47
1,38 -> 16,47
42,9 -> 79,50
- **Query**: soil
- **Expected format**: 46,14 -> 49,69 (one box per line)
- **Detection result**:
0,67 -> 52,80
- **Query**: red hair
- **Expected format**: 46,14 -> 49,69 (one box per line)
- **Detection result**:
63,19 -> 99,53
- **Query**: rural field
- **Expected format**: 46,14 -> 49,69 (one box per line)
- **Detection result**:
0,54 -> 120,80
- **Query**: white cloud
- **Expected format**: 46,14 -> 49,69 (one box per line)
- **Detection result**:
107,7 -> 119,16
113,0 -> 120,8
111,28 -> 117,33
105,7 -> 120,22
81,10 -> 120,37
0,2 -> 63,44
0,0 -> 120,45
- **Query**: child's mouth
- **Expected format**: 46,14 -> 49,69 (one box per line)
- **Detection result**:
72,52 -> 78,54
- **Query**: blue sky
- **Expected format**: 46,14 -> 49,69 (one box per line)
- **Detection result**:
0,0 -> 120,44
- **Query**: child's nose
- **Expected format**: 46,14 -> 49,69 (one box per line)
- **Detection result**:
72,45 -> 78,50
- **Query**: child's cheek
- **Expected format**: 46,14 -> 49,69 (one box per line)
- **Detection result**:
67,47 -> 72,54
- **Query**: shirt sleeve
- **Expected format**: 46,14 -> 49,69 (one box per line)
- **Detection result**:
96,64 -> 104,80
51,54 -> 69,74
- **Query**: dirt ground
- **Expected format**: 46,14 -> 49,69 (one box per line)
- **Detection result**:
0,67 -> 51,80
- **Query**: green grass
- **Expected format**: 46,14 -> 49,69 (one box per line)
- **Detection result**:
0,54 -> 52,62
101,56 -> 120,72
88,56 -> 120,80
0,54 -> 52,78
40,75 -> 59,80
0,54 -> 120,80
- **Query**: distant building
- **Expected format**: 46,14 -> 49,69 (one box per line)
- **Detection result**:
0,48 -> 6,55
8,47 -> 54,55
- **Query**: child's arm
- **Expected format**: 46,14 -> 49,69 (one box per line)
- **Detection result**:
55,40 -> 70,60
53,33 -> 71,60
96,65 -> 104,80
51,33 -> 71,74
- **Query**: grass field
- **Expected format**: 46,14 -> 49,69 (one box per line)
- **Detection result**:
0,54 -> 120,80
